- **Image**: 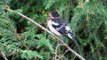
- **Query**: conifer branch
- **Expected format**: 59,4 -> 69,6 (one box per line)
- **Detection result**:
4,8 -> 86,60
0,22 -> 29,49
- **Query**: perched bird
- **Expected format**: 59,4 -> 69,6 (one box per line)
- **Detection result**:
47,10 -> 80,47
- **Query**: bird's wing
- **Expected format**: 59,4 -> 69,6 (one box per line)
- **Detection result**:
51,19 -> 65,28
51,18 -> 71,35
51,19 -> 80,47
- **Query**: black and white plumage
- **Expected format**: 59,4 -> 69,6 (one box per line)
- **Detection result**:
47,10 -> 80,47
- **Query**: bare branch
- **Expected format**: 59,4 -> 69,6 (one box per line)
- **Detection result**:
0,50 -> 8,60
52,44 -> 64,60
62,50 -> 69,57
4,8 -> 85,60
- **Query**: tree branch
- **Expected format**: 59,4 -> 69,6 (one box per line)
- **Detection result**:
62,50 -> 69,57
0,50 -> 8,60
4,8 -> 85,60
53,44 -> 64,60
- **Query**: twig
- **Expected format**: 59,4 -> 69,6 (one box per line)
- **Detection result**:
73,55 -> 77,60
4,8 -> 85,60
0,50 -> 8,60
54,44 -> 69,60
53,44 -> 64,60
62,50 -> 69,57
56,38 -> 85,60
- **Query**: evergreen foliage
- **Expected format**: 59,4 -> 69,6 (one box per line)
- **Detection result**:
0,0 -> 107,60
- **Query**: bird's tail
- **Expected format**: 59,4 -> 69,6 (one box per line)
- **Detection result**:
66,32 -> 83,55
66,32 -> 80,48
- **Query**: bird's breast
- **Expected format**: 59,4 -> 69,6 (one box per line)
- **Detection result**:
47,20 -> 61,36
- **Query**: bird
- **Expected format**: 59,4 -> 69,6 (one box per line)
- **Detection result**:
47,10 -> 80,47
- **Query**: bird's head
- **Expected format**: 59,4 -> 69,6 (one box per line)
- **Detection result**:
48,10 -> 59,18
